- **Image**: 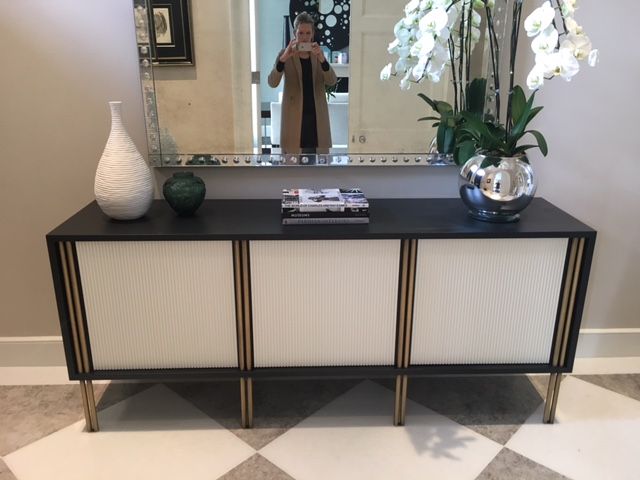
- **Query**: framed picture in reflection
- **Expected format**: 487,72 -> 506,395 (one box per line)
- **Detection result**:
150,0 -> 194,65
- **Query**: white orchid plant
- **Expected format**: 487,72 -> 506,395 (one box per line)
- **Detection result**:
380,0 -> 598,164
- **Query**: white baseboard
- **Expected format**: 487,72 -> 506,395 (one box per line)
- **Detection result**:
0,366 -> 77,385
576,328 -> 640,358
572,357 -> 640,375
2,330 -> 639,369
0,336 -> 66,367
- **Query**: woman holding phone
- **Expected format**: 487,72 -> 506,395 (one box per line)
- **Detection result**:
268,12 -> 337,154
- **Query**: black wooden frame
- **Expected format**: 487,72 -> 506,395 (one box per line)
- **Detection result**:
149,0 -> 194,65
47,198 -> 596,384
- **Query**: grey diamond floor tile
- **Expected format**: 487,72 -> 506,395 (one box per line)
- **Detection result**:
164,380 -> 241,427
476,448 -> 570,480
96,382 -> 155,411
574,374 -> 640,402
0,385 -> 79,455
0,382 -> 153,455
218,453 -> 295,480
0,457 -> 18,480
375,375 -> 545,445
525,374 -> 552,397
167,378 -> 360,450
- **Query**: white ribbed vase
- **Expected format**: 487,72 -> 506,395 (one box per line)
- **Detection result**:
95,101 -> 153,220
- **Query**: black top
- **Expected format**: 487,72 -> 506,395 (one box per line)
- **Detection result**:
299,57 -> 317,149
47,198 -> 595,242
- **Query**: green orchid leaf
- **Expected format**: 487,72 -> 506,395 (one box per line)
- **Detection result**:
417,93 -> 438,111
526,106 -> 544,124
512,144 -> 539,153
442,126 -> 455,154
510,88 -> 537,139
456,140 -> 477,166
466,78 -> 487,116
487,122 -> 507,139
480,158 -> 499,169
510,85 -> 527,125
417,116 -> 441,122
526,129 -> 548,156
435,101 -> 454,115
436,121 -> 448,153
459,112 -> 491,139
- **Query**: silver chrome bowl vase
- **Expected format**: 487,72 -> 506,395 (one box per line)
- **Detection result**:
458,153 -> 537,223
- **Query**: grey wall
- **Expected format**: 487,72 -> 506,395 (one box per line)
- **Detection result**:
0,0 -> 149,336
1,0 -> 638,343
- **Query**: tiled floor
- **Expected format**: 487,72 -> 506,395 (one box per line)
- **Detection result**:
1,373 -> 639,479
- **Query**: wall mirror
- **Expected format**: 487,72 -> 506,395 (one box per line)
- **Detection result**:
133,0 -> 482,167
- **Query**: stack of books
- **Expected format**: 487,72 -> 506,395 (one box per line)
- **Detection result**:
281,188 -> 370,225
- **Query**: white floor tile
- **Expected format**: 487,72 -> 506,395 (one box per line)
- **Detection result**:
4,384 -> 255,480
259,380 -> 502,480
506,376 -> 640,480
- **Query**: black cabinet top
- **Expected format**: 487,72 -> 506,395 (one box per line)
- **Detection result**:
47,198 -> 595,241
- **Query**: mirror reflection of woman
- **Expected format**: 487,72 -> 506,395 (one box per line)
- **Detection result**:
268,12 -> 337,154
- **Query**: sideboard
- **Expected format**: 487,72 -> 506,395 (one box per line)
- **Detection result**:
47,198 -> 596,432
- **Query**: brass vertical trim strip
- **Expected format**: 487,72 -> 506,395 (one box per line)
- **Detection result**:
240,378 -> 248,428
552,239 -> 578,366
246,377 -> 254,428
402,240 -> 418,368
85,380 -> 99,431
241,241 -> 253,370
559,238 -> 585,367
399,375 -> 408,425
58,243 -> 83,372
395,241 -> 410,368
543,372 -> 557,423
65,242 -> 90,372
79,381 -> 92,430
548,373 -> 563,423
64,242 -> 99,432
393,375 -> 402,425
64,242 -> 99,431
233,241 -> 246,371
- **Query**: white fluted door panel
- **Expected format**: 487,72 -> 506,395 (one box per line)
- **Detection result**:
76,241 -> 237,369
411,238 -> 567,365
250,240 -> 400,367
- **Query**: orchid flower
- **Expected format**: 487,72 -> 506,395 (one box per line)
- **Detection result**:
526,65 -> 545,90
541,49 -> 581,81
561,0 -> 578,17
380,63 -> 393,81
524,1 -> 555,37
531,25 -> 558,55
561,34 -> 593,61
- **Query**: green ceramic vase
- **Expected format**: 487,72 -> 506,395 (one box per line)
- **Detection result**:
163,172 -> 206,216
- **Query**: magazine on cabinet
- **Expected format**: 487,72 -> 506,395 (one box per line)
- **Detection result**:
282,209 -> 369,219
282,189 -> 343,212
282,216 -> 370,225
281,188 -> 369,214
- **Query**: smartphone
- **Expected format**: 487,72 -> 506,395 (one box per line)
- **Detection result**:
296,43 -> 312,52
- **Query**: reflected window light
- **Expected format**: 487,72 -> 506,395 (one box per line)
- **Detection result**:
250,0 -> 259,149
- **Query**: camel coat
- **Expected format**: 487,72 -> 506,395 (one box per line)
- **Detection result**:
268,51 -> 337,153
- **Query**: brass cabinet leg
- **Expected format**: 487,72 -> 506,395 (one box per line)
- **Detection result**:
79,380 -> 99,432
543,373 -> 563,424
394,375 -> 408,426
548,373 -> 563,423
240,378 -> 253,429
246,378 -> 253,428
